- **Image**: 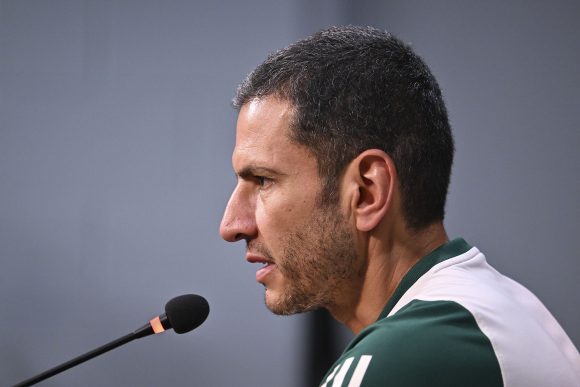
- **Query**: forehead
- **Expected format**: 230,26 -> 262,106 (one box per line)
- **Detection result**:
236,97 -> 292,145
233,97 -> 314,172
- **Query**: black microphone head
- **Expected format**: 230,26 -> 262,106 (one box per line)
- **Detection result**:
164,294 -> 209,334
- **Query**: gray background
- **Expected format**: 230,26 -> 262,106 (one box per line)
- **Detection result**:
1,1 -> 578,386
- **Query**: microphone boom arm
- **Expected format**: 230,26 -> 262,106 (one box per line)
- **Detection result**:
13,319 -> 163,387
12,294 -> 208,386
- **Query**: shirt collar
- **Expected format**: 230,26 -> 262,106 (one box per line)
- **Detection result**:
378,238 -> 472,320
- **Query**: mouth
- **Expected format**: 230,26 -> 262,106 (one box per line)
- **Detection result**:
246,253 -> 273,265
246,254 -> 277,283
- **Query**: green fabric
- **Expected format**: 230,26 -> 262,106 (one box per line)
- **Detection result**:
322,300 -> 503,386
320,239 -> 503,387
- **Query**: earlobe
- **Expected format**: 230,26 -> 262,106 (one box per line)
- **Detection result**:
350,150 -> 396,232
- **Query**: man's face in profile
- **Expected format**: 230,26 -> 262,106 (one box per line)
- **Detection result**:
220,96 -> 359,314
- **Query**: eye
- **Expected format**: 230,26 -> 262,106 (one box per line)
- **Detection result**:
256,176 -> 273,188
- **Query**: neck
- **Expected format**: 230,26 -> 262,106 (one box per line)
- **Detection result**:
328,221 -> 448,334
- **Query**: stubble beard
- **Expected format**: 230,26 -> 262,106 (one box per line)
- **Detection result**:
266,206 -> 358,316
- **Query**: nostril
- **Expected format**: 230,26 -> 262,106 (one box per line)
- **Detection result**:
219,222 -> 245,243
233,233 -> 246,242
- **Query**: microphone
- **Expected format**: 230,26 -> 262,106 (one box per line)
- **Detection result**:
13,294 -> 210,387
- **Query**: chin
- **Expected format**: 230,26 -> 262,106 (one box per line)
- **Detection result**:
263,290 -> 291,315
264,290 -> 286,314
264,288 -> 319,316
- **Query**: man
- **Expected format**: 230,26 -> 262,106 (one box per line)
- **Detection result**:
219,26 -> 580,386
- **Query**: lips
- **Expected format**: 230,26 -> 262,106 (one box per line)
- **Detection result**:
246,254 -> 277,283
255,263 -> 276,283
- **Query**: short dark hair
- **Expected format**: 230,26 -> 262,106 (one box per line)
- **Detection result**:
233,26 -> 454,230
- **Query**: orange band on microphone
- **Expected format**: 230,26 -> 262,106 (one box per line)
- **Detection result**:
150,316 -> 165,334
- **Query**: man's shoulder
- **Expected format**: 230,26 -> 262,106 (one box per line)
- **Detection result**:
320,299 -> 503,387
357,299 -> 502,362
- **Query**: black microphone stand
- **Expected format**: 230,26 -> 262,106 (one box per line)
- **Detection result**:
13,320 -> 161,386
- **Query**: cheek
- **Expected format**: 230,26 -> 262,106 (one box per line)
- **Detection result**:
255,202 -> 293,238
255,185 -> 319,237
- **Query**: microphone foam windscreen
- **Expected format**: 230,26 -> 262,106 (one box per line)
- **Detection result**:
165,294 -> 210,334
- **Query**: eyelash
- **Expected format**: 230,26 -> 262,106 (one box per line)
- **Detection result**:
256,176 -> 272,187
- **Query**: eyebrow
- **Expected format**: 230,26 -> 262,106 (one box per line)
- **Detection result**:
237,165 -> 286,179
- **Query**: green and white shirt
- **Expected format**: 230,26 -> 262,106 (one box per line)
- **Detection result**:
320,238 -> 580,387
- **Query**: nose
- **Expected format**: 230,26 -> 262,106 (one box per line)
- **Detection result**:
219,184 -> 257,242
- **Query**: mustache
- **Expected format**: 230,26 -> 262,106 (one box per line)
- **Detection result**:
246,240 -> 275,262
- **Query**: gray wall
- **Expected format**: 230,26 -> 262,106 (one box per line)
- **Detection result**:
1,1 -> 578,386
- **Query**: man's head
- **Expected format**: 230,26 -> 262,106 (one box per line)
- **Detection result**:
220,96 -> 361,315
220,26 -> 454,315
233,25 -> 454,230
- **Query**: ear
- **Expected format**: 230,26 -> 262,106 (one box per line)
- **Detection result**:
345,149 -> 397,232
